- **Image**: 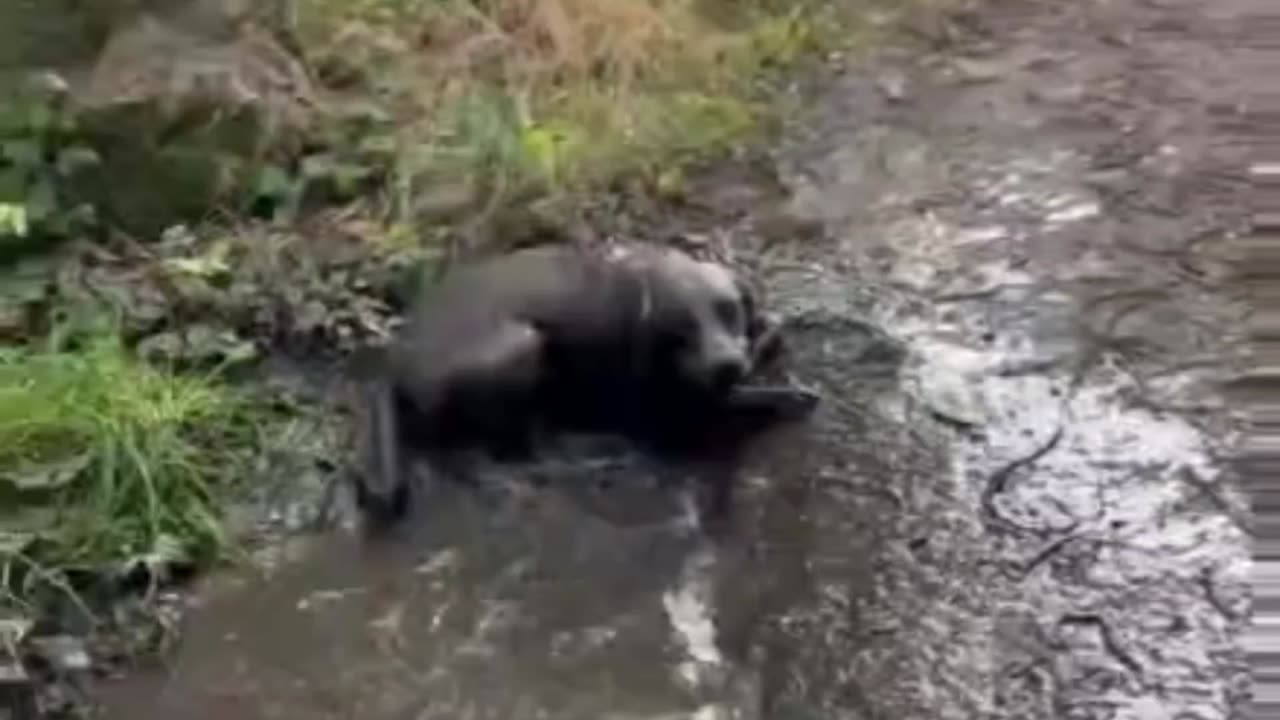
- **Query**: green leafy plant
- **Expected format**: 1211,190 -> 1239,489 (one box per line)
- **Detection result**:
0,78 -> 101,251
0,318 -> 258,616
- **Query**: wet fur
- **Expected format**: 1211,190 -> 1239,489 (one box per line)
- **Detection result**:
350,242 -> 817,528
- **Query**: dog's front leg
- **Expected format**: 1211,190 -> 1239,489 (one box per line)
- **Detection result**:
722,384 -> 821,429
748,312 -> 787,373
352,377 -> 414,530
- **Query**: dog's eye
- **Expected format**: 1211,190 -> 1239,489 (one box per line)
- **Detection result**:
713,297 -> 741,329
658,313 -> 697,347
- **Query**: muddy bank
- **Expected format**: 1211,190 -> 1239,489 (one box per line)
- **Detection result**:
90,0 -> 1251,717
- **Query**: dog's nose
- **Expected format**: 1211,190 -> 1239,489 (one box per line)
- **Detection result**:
709,358 -> 747,390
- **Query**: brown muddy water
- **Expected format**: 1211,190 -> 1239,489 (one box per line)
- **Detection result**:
95,0 -> 1253,717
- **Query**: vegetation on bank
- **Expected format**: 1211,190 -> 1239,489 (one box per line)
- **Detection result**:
0,321 -> 257,618
288,0 -> 830,211
0,0 -> 948,642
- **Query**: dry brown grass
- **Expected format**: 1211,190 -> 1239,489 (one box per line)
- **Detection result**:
290,0 -> 818,219
303,0 -> 713,88
286,0 -> 941,230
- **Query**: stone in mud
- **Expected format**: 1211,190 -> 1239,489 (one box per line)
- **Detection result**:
0,657 -> 37,719
26,635 -> 92,675
62,5 -> 313,236
914,359 -> 989,428
876,69 -> 910,101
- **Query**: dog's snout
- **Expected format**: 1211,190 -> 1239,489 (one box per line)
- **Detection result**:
709,358 -> 747,390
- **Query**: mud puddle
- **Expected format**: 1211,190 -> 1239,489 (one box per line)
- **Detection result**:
96,284 -> 965,720
95,0 -> 1252,717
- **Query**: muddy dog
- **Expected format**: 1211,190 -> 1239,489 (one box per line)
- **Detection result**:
348,241 -> 818,529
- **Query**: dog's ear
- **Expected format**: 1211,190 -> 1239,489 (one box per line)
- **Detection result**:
735,276 -> 788,372
734,276 -> 766,343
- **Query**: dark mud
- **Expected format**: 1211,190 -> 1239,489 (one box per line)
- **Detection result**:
93,0 -> 1252,717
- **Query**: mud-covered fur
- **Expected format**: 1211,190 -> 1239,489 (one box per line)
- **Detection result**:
350,242 -> 815,527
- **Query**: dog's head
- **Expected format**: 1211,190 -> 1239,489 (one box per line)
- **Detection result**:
642,249 -> 761,394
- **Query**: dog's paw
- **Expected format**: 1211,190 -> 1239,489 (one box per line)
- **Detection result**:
730,385 -> 821,421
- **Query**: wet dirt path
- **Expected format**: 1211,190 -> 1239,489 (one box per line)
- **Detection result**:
96,0 -> 1251,718
762,0 -> 1255,715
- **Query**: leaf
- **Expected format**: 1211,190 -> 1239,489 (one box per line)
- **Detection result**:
655,166 -> 686,199
138,325 -> 257,366
384,222 -> 420,249
0,505 -> 58,537
63,202 -> 97,226
0,453 -> 93,491
0,616 -> 33,648
23,179 -> 57,223
162,251 -> 231,280
136,331 -> 183,363
0,138 -> 42,167
139,532 -> 193,576
149,533 -> 192,566
331,164 -> 373,196
117,532 -> 194,586
24,103 -> 53,133
300,153 -> 339,179
356,134 -> 397,157
0,202 -> 29,237
520,125 -> 560,180
0,168 -> 24,201
159,224 -> 199,250
0,103 -> 25,134
295,300 -> 328,333
55,146 -> 102,175
0,254 -> 53,302
337,100 -> 391,127
217,332 -> 259,365
254,164 -> 293,199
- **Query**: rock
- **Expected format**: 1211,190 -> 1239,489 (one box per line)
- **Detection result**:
0,1 -> 108,73
1028,82 -> 1084,105
876,69 -> 909,101
755,209 -> 827,247
919,373 -> 987,428
912,344 -> 990,428
64,7 -> 314,236
27,636 -> 91,675
950,57 -> 1006,83
0,657 -> 36,720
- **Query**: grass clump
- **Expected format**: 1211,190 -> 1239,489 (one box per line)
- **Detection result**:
0,321 -> 256,616
287,0 -> 838,224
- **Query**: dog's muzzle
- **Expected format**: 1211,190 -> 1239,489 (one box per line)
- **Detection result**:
708,357 -> 748,393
